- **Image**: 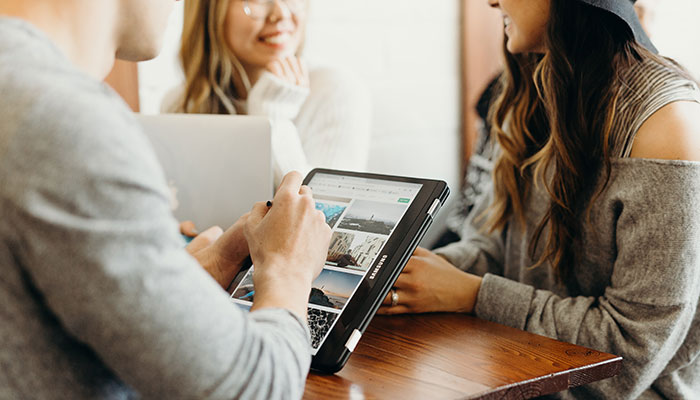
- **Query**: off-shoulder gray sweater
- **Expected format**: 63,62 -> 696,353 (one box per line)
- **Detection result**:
0,18 -> 311,399
436,60 -> 700,399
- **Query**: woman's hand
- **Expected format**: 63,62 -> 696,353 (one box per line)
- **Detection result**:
378,247 -> 483,315
266,56 -> 309,88
246,56 -> 310,120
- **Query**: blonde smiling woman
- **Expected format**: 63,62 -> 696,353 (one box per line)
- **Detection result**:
165,0 -> 371,186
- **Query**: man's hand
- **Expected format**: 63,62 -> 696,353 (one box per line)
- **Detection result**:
180,220 -> 199,238
185,225 -> 223,254
245,171 -> 331,318
185,216 -> 250,289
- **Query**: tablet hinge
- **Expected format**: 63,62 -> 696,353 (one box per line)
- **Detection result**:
427,198 -> 441,218
345,329 -> 362,352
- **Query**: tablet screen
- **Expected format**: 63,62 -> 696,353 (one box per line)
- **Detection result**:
228,172 -> 423,354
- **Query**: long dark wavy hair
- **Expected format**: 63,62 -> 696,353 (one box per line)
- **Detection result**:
485,0 -> 680,288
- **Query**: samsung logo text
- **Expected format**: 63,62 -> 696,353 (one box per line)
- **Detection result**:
368,255 -> 388,280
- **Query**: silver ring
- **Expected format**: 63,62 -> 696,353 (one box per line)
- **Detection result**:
390,288 -> 399,307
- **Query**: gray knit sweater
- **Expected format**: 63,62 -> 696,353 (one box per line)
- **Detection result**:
436,60 -> 700,398
0,18 -> 311,399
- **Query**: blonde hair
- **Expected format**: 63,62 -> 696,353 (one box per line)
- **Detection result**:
178,0 -> 307,115
179,0 -> 251,114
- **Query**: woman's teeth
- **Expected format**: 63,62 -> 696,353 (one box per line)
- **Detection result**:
262,33 -> 290,45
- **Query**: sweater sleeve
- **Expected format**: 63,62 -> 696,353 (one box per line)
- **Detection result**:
161,85 -> 185,113
474,160 -> 700,399
248,68 -> 372,186
247,71 -> 312,185
6,89 -> 312,399
434,183 -> 506,277
294,67 -> 372,173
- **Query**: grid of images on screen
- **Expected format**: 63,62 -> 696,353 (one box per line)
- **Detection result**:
227,175 -> 419,352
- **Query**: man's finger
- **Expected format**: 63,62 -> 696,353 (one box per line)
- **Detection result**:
199,225 -> 224,242
277,171 -> 303,194
235,212 -> 251,227
299,184 -> 312,196
247,201 -> 270,227
180,220 -> 198,237
185,226 -> 223,254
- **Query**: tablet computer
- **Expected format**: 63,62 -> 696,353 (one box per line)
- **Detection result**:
227,168 -> 449,372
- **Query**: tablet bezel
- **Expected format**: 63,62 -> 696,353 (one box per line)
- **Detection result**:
303,168 -> 449,372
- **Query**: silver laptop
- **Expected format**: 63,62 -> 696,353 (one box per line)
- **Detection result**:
137,114 -> 273,230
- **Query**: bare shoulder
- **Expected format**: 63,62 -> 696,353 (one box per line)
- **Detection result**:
630,100 -> 700,161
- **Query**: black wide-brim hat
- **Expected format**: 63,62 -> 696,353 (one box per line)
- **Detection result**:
575,0 -> 658,53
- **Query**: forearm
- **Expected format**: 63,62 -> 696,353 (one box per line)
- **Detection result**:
234,308 -> 312,400
251,265 -> 313,320
474,274 -> 694,398
461,274 -> 482,314
442,268 -> 482,314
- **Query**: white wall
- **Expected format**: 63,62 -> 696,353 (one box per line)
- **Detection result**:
303,0 -> 461,189
138,4 -> 184,114
650,0 -> 700,78
138,1 -> 463,244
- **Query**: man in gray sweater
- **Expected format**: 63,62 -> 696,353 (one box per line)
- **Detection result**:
0,0 -> 332,398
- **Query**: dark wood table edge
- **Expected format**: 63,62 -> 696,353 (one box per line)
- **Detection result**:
462,356 -> 624,400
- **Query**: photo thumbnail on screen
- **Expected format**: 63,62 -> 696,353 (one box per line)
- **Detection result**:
327,231 -> 386,271
314,194 -> 351,229
231,270 -> 255,302
309,269 -> 363,310
308,307 -> 339,349
337,200 -> 407,235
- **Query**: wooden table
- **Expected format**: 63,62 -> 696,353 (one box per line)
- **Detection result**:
304,314 -> 622,399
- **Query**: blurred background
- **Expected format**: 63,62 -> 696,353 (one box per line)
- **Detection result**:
106,0 -> 700,245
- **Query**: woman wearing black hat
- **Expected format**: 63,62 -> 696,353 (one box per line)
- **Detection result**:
381,0 -> 700,398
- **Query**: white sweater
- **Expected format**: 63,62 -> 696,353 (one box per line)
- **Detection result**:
164,67 -> 372,186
